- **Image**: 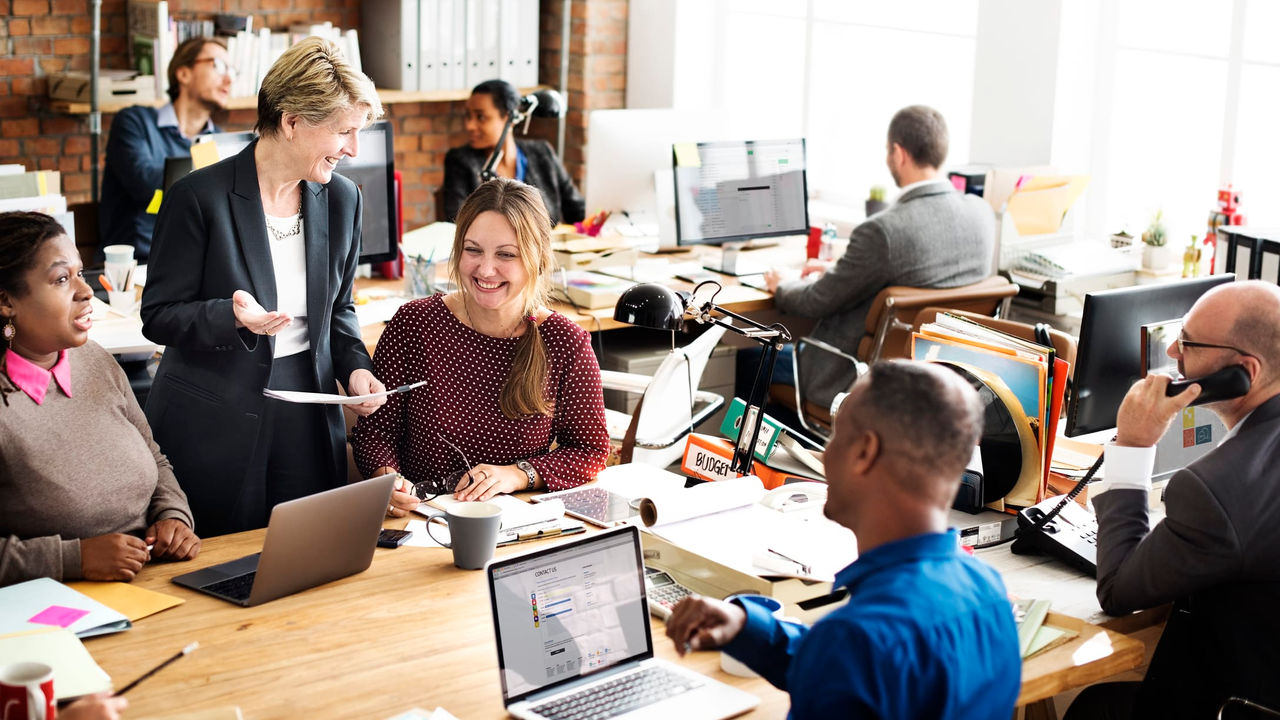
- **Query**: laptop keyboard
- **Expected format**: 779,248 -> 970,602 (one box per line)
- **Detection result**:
530,665 -> 703,720
203,572 -> 256,602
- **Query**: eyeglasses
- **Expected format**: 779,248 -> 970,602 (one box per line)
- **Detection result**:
408,434 -> 475,502
192,57 -> 238,80
1175,332 -> 1256,359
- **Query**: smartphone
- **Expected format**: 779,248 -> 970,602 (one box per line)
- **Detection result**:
377,528 -> 412,548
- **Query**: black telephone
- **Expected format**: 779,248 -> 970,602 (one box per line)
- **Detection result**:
1011,496 -> 1099,576
1165,364 -> 1251,405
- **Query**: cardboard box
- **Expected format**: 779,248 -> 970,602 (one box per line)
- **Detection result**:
48,71 -> 156,104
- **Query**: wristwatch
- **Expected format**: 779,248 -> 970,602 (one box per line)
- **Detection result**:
516,460 -> 538,491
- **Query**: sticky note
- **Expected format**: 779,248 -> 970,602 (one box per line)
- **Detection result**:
28,605 -> 90,628
673,143 -> 701,168
191,139 -> 221,169
146,189 -> 163,214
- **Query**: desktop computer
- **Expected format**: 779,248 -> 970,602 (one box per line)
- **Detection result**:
671,138 -> 810,275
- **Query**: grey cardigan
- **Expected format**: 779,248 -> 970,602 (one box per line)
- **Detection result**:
773,180 -> 995,406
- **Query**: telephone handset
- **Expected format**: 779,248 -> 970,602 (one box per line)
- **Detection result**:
1165,364 -> 1250,405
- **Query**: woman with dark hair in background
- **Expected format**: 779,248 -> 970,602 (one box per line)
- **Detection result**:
0,211 -> 198,587
353,179 -> 607,516
442,79 -> 585,226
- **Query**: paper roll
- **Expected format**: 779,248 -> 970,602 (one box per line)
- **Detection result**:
637,477 -> 765,527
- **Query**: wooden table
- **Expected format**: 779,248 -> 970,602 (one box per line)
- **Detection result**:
81,517 -> 1144,719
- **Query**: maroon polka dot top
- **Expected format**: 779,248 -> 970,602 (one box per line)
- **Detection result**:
351,293 -> 609,491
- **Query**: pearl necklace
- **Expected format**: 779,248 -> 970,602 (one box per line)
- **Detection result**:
266,196 -> 303,242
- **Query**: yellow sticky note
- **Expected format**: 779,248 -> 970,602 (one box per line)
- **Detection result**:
146,189 -> 163,214
190,138 -> 221,170
1183,407 -> 1196,428
673,142 -> 701,168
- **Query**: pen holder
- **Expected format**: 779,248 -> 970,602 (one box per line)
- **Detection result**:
404,255 -> 438,298
104,259 -> 138,314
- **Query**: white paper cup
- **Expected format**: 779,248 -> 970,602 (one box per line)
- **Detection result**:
102,244 -> 135,265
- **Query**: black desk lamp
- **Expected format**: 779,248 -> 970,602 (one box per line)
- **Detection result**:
614,281 -> 792,475
480,88 -> 565,182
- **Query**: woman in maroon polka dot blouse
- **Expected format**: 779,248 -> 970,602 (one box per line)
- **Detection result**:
352,179 -> 608,513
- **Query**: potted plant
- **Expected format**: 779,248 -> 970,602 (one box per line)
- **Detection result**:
866,185 -> 888,217
1141,210 -> 1169,269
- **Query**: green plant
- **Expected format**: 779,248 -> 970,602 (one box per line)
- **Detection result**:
869,185 -> 886,202
1142,210 -> 1167,247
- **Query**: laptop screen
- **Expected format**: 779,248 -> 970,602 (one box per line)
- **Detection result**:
488,527 -> 654,704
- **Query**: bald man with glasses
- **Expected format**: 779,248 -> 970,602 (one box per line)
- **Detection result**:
100,37 -> 235,262
1066,280 -> 1280,719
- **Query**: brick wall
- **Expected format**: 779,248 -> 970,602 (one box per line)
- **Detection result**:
0,0 -> 626,232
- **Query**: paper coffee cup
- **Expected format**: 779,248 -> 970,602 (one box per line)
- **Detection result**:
102,244 -> 135,265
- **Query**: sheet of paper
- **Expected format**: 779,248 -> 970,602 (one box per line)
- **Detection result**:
402,519 -> 448,548
416,494 -> 566,532
593,463 -> 688,501
190,139 -> 220,170
401,221 -> 456,261
66,581 -> 184,622
0,628 -> 112,699
262,381 -> 426,405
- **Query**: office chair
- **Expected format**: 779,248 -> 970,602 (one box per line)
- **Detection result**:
600,323 -> 727,468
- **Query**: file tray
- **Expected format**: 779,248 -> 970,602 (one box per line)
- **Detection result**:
638,530 -> 844,626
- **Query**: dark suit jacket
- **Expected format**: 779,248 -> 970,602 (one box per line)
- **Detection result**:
1094,394 -> 1280,717
140,141 -> 374,533
442,139 -> 585,226
772,180 -> 995,408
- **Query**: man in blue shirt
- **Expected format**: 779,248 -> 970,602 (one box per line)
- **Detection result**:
100,36 -> 232,261
667,360 -> 1021,719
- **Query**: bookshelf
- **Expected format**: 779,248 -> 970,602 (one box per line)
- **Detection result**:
49,86 -> 546,116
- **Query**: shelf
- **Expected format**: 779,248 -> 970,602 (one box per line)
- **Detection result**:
50,86 -> 542,115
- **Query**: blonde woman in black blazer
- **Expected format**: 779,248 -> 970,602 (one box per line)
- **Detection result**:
141,38 -> 386,536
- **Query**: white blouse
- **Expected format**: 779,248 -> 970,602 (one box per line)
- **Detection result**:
263,211 -> 310,358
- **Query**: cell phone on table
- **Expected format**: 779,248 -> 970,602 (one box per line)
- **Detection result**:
377,528 -> 412,548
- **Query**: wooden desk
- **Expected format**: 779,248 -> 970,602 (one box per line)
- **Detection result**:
82,518 -> 1142,719
82,525 -> 789,719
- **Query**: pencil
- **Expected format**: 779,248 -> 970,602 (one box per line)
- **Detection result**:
116,642 -> 199,696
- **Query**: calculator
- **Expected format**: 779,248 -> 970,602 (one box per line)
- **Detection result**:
644,566 -> 694,621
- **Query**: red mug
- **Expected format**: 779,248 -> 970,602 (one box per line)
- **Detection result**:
806,226 -> 822,259
0,662 -> 55,720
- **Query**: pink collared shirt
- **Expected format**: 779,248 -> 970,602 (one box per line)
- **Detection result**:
4,348 -> 72,405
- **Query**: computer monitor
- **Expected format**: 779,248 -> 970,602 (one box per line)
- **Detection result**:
334,120 -> 398,265
671,138 -> 809,247
1066,274 -> 1235,436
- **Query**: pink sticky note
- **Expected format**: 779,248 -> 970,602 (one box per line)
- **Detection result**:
28,605 -> 90,628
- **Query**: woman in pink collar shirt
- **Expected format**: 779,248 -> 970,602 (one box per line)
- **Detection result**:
0,211 -> 199,586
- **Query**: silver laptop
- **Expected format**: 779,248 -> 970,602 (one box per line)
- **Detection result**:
487,525 -> 758,720
172,473 -> 397,607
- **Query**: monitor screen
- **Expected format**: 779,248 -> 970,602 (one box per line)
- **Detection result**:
671,138 -> 809,246
335,120 -> 398,265
1066,274 -> 1235,436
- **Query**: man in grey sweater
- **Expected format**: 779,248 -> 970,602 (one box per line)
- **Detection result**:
758,105 -> 995,411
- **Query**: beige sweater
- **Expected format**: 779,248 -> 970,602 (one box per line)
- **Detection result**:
0,341 -> 193,585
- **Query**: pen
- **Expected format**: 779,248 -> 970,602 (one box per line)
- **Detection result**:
116,642 -> 199,696
98,274 -> 114,292
766,548 -> 811,575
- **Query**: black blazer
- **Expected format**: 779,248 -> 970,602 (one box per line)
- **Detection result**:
1094,393 -> 1280,717
140,141 -> 374,529
442,139 -> 585,226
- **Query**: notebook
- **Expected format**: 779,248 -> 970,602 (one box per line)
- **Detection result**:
172,473 -> 396,607
487,525 -> 758,720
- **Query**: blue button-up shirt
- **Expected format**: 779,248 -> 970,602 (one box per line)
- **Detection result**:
723,531 -> 1021,719
99,104 -> 218,261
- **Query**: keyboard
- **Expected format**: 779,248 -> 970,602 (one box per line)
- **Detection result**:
531,665 -> 703,720
203,571 -> 256,602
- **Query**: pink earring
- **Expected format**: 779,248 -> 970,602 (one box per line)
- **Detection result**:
2,320 -> 14,347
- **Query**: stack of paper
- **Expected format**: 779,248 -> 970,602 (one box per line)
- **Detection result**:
0,629 -> 112,699
0,578 -> 132,638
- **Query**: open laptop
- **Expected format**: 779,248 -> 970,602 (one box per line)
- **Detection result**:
172,473 -> 397,607
487,525 -> 758,720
